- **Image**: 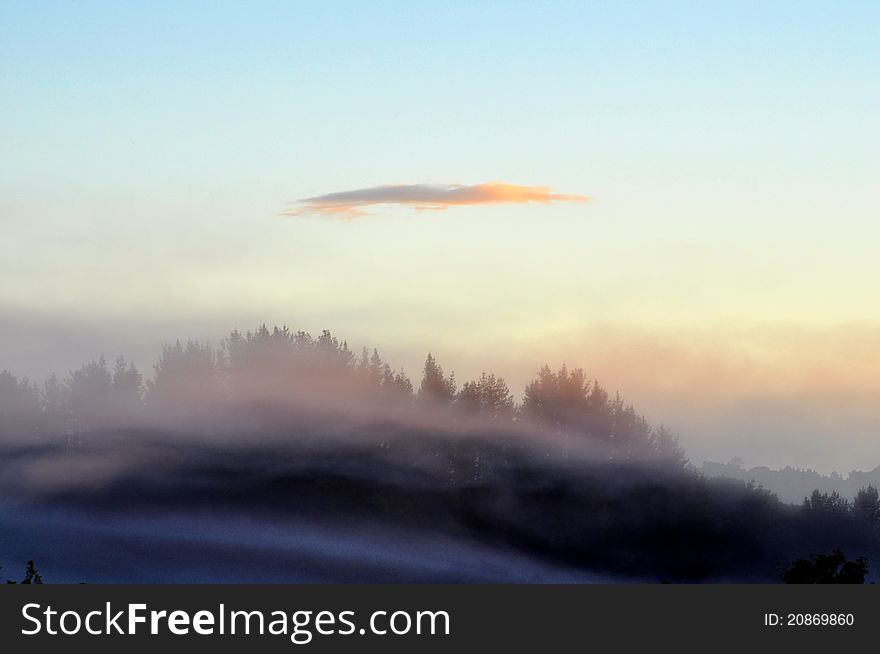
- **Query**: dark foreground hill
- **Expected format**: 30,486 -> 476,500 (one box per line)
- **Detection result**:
2,429 -> 878,583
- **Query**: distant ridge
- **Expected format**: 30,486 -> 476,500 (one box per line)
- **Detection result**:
699,460 -> 880,505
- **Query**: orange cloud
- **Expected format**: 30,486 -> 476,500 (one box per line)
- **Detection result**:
284,182 -> 589,218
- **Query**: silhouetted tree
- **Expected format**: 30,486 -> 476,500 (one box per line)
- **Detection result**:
0,370 -> 42,438
853,485 -> 880,528
418,353 -> 456,405
353,347 -> 412,403
358,348 -> 386,390
522,364 -> 663,462
112,356 -> 143,417
65,357 -> 112,429
147,340 -> 224,418
391,369 -> 414,399
457,380 -> 482,414
369,349 -> 384,385
225,324 -> 299,401
522,364 -> 588,429
781,550 -> 867,584
607,394 -> 652,460
316,330 -> 354,370
651,425 -> 688,468
802,490 -> 851,518
42,373 -> 70,434
456,373 -> 514,419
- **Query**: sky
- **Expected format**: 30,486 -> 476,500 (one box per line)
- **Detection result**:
1,1 -> 879,471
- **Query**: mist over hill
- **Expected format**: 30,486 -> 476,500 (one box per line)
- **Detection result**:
2,324 -> 879,583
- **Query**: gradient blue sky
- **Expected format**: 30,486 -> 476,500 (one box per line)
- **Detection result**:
2,2 -> 879,469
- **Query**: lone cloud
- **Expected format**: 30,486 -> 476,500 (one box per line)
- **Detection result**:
285,182 -> 589,218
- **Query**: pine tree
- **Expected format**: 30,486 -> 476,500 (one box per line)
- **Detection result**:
418,353 -> 456,404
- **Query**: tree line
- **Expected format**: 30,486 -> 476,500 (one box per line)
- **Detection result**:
699,459 -> 880,506
802,486 -> 880,528
0,324 -> 686,466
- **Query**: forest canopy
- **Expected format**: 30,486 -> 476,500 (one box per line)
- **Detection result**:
0,324 -> 686,468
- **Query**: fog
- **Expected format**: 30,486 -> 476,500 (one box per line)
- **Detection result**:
2,322 -> 880,583
4,310 -> 880,473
